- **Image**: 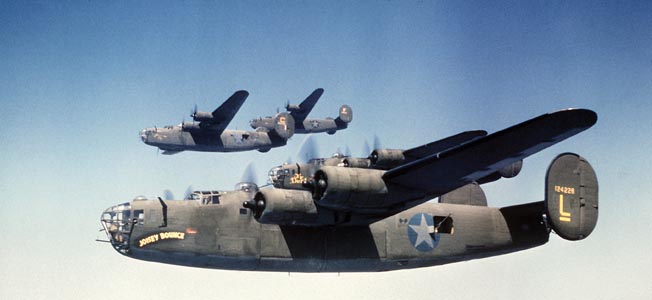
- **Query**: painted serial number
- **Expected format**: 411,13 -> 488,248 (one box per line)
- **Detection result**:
554,185 -> 575,195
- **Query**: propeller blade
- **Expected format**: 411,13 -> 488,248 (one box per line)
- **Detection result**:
191,104 -> 197,118
373,134 -> 382,150
183,185 -> 194,200
362,140 -> 371,156
297,135 -> 318,162
240,162 -> 257,184
163,190 -> 174,201
344,145 -> 352,157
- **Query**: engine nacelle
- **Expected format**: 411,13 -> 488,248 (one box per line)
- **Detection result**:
192,111 -> 214,122
244,189 -> 321,226
181,122 -> 201,132
498,160 -> 523,178
312,166 -> 388,208
477,160 -> 524,184
369,149 -> 405,170
342,157 -> 371,168
286,104 -> 301,112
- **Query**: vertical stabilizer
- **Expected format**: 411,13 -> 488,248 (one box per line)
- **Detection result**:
545,153 -> 598,240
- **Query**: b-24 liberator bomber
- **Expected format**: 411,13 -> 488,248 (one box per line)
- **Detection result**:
103,109 -> 598,272
249,88 -> 352,135
140,90 -> 295,154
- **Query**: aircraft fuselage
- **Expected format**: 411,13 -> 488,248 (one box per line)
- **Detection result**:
140,126 -> 285,153
250,117 -> 344,134
101,194 -> 548,272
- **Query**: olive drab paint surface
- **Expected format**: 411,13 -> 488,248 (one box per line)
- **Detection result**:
545,153 -> 599,240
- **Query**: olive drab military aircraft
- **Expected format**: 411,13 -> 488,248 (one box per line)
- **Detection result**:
103,108 -> 599,272
249,88 -> 352,135
139,90 -> 295,154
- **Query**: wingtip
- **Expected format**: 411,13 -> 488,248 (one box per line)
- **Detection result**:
556,108 -> 598,128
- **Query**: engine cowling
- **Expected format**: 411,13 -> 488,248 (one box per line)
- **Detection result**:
181,122 -> 201,132
192,111 -> 214,122
286,104 -> 301,111
312,166 -> 388,208
243,189 -> 321,226
477,160 -> 524,184
498,160 -> 523,178
369,149 -> 405,169
342,157 -> 371,168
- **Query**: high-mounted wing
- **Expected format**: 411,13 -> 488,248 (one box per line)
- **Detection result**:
289,88 -> 324,122
198,90 -> 249,133
402,130 -> 487,161
383,109 -> 597,197
369,130 -> 487,169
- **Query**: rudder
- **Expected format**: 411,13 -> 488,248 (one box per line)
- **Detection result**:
272,112 -> 295,140
335,105 -> 353,126
545,153 -> 598,240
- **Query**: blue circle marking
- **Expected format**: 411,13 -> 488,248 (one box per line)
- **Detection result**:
407,213 -> 440,252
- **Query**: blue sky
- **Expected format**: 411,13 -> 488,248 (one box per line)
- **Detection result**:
1,1 -> 651,299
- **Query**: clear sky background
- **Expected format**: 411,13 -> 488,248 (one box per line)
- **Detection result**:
1,1 -> 651,299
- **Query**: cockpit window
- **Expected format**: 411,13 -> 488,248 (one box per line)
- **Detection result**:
190,191 -> 227,205
134,209 -> 145,225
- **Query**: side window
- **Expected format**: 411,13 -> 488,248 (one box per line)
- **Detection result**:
433,216 -> 454,234
134,209 -> 145,225
211,195 -> 220,204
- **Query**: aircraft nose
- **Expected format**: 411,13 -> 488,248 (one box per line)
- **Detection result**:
139,129 -> 149,142
100,202 -> 134,255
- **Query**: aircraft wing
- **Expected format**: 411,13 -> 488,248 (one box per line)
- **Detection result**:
383,109 -> 597,197
402,130 -> 487,161
201,90 -> 249,132
290,88 -> 324,122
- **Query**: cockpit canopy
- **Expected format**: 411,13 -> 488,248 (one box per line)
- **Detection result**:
189,190 -> 224,204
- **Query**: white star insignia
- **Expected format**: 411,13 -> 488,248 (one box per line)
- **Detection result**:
409,214 -> 435,248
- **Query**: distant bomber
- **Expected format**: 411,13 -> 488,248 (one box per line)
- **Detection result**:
140,91 -> 294,154
105,109 -> 599,272
250,88 -> 352,135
